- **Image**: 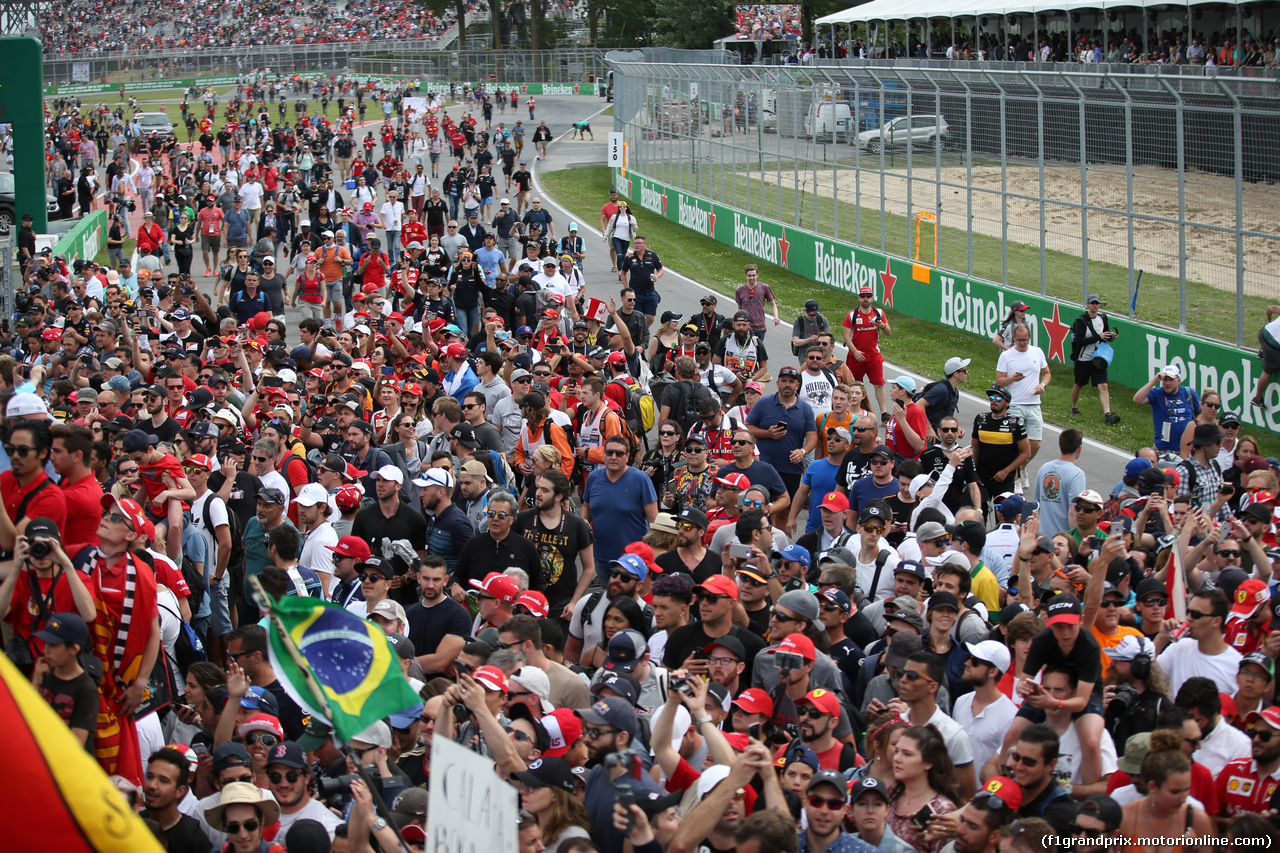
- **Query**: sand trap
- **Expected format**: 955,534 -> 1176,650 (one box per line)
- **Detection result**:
748,163 -> 1279,297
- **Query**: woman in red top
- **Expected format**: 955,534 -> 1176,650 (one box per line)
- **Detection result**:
0,516 -> 96,667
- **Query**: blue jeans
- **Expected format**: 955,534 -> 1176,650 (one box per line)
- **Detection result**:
456,303 -> 482,335
386,230 -> 400,264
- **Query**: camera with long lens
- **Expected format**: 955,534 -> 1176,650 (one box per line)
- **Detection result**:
317,763 -> 382,808
1108,684 -> 1140,718
28,539 -> 51,561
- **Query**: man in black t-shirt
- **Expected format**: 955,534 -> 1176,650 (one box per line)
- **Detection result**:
918,415 -> 982,512
836,412 -> 881,492
515,470 -> 595,615
405,557 -> 472,678
971,384 -> 1030,511
662,575 -> 766,677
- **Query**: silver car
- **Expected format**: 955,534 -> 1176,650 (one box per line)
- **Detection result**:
136,112 -> 175,137
857,114 -> 952,154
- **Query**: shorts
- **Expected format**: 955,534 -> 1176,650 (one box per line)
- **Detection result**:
634,289 -> 660,316
516,189 -> 530,205
227,237 -> 250,249
201,234 -> 221,251
430,152 -> 440,163
452,148 -> 464,159
1074,359 -> 1108,388
336,156 -> 351,172
298,301 -> 325,320
483,196 -> 494,207
846,354 -> 886,386
207,571 -> 232,637
1259,328 -> 1280,372
326,280 -> 343,303
1009,402 -> 1044,441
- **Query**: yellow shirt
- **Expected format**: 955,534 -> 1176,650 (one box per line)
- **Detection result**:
970,564 -> 1001,613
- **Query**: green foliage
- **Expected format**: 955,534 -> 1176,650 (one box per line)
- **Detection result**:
653,0 -> 733,49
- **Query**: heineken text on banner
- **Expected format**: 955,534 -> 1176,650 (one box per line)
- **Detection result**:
614,168 -> 1280,438
428,735 -> 520,853
266,595 -> 420,742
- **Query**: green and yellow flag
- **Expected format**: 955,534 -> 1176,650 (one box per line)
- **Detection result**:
265,594 -> 420,742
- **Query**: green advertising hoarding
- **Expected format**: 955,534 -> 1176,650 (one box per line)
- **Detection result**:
614,168 -> 1280,437
44,78 -> 601,96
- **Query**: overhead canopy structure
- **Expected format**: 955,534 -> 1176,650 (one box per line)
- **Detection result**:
817,0 -> 1253,25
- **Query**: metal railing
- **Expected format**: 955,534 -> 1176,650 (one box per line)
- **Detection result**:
350,48 -> 612,85
609,59 -> 1280,347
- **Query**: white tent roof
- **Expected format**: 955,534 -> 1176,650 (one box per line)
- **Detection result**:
817,0 -> 1237,25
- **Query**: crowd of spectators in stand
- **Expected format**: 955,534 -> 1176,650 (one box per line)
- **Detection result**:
814,25 -> 1280,67
36,0 -> 483,53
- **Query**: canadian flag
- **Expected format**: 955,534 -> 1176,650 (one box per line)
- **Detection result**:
584,298 -> 610,323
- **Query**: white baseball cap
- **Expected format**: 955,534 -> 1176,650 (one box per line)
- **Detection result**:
6,392 -> 48,418
294,482 -> 330,508
964,640 -> 1012,674
375,465 -> 405,485
413,468 -> 455,490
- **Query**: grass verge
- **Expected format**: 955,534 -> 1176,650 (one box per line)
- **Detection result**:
542,165 -> 1280,458
630,144 -> 1260,347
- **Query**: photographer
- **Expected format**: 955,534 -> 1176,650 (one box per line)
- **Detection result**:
1102,635 -> 1170,755
0,517 -> 96,676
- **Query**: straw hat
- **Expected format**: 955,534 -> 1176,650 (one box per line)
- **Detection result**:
203,781 -> 281,831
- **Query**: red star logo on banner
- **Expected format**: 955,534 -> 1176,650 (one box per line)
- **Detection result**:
879,258 -> 897,308
1042,303 -> 1071,364
779,229 -> 791,268
661,192 -> 667,217
521,86 -> 528,93
708,212 -> 716,239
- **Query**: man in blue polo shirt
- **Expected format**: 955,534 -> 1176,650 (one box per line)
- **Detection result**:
1132,363 -> 1200,457
746,365 -> 817,499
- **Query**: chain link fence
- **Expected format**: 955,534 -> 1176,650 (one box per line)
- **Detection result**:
350,48 -> 612,85
609,59 -> 1280,347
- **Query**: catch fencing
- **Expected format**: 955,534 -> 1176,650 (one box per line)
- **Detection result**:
608,59 -> 1280,348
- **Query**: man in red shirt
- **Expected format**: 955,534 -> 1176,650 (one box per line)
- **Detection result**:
841,285 -> 892,421
50,423 -> 103,553
885,376 -> 927,461
774,688 -> 858,772
1217,706 -> 1280,818
197,198 -> 225,275
136,211 -> 166,257
122,428 -> 194,566
91,494 -> 160,785
0,418 -> 67,556
1225,579 -> 1271,657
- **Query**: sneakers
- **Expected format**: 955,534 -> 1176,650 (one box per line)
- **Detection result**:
1071,408 -> 1080,416
1013,477 -> 1024,496
1104,412 -> 1121,426
1019,470 -> 1030,492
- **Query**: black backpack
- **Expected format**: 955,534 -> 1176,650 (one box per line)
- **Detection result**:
202,493 -> 246,581
664,380 -> 712,434
180,551 -> 208,615
581,591 -> 654,628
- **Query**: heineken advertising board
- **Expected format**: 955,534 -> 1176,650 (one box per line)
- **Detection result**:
614,168 -> 1280,436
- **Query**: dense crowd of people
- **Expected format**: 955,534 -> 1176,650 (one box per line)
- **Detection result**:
10,70 -> 1280,853
36,0 -> 476,54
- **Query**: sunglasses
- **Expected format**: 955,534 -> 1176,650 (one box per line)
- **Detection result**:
737,574 -> 765,587
1218,550 -> 1242,558
4,444 -> 36,458
603,449 -> 628,457
676,521 -> 698,531
1008,751 -> 1039,766
1099,599 -> 1123,609
225,820 -> 261,835
697,592 -> 729,603
974,791 -> 1011,810
820,604 -> 845,613
743,499 -> 765,509
807,794 -> 846,811
102,510 -> 134,529
1187,609 -> 1212,621
731,439 -> 752,446
486,511 -> 512,520
244,732 -> 279,747
900,670 -> 935,684
659,430 -> 679,437
1255,730 -> 1276,743
1138,597 -> 1169,607
503,726 -> 533,743
267,770 -> 303,784
359,572 -> 388,583
853,426 -> 876,432
583,726 -> 615,739
610,570 -> 639,581
684,446 -> 707,454
939,427 -> 959,433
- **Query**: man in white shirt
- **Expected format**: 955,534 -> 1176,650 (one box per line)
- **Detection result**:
1041,665 -> 1118,794
995,323 -> 1051,487
1156,588 -> 1242,696
238,175 -> 264,229
267,741 -> 344,839
895,650 -> 977,801
380,190 -> 405,265
295,483 -> 338,595
951,640 -> 1019,789
1177,674 -> 1252,778
532,258 -> 573,302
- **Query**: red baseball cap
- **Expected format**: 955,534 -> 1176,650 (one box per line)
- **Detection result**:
473,665 -> 509,693
469,571 -> 520,604
979,776 -> 1023,811
606,352 -> 627,367
100,493 -> 147,533
327,536 -> 371,561
541,708 -> 583,758
732,688 -> 774,717
183,454 -> 214,471
1231,579 -> 1271,618
624,541 -> 659,575
696,575 -> 740,600
515,590 -> 550,618
443,343 -> 467,360
776,633 -> 817,661
801,688 -> 840,718
333,484 -> 364,511
820,491 -> 850,512
714,471 -> 751,491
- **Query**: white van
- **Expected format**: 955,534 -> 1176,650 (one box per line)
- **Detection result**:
805,103 -> 852,141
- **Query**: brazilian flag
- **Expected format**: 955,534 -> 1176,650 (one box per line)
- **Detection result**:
266,595 -> 420,743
